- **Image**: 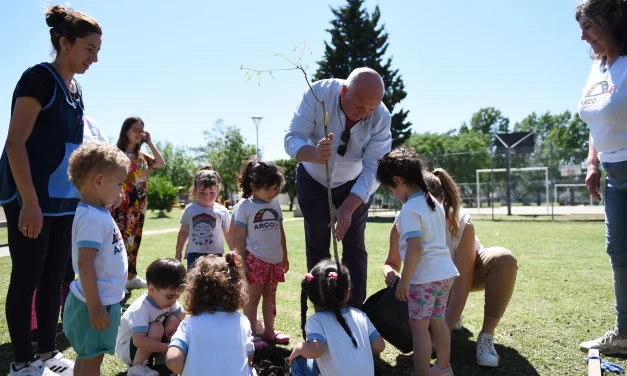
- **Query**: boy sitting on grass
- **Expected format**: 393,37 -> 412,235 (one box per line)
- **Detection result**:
115,259 -> 186,376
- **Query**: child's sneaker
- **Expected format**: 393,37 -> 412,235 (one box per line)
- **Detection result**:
126,276 -> 148,290
453,316 -> 463,331
41,352 -> 74,376
476,333 -> 499,367
127,362 -> 159,376
429,364 -> 454,376
580,329 -> 627,355
10,360 -> 56,376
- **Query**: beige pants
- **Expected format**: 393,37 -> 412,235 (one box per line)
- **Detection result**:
470,247 -> 518,318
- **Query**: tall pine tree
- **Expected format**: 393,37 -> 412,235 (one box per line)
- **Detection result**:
314,0 -> 411,147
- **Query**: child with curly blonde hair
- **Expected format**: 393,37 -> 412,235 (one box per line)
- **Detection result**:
166,254 -> 256,376
64,142 -> 130,376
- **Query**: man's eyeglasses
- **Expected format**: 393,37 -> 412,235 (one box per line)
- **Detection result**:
337,130 -> 351,156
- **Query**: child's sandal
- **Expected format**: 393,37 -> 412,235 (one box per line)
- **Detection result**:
253,337 -> 268,350
262,331 -> 290,344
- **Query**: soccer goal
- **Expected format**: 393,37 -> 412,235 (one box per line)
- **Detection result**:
476,167 -> 549,214
554,184 -> 593,206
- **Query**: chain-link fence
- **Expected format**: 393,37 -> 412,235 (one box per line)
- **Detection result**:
369,146 -> 604,220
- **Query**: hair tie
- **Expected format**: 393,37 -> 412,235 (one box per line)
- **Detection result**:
251,157 -> 259,166
304,273 -> 314,281
426,192 -> 432,199
328,272 -> 338,280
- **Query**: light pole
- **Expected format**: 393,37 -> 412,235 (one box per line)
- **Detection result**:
251,116 -> 262,158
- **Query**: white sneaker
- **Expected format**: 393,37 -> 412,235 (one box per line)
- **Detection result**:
476,333 -> 499,367
580,329 -> 627,355
453,316 -> 463,331
42,352 -> 74,375
126,276 -> 148,290
127,363 -> 159,376
10,360 -> 56,376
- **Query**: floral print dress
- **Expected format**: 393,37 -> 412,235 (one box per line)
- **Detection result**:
112,151 -> 155,277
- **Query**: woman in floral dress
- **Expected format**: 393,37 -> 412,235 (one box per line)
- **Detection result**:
113,117 -> 165,290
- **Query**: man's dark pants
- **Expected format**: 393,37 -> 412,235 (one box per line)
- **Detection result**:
296,163 -> 373,308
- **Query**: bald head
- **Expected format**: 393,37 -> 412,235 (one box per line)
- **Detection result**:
340,68 -> 385,122
346,68 -> 385,97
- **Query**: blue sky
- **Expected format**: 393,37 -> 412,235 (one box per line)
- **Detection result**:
0,0 -> 591,161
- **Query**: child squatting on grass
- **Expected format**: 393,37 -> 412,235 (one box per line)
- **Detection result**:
115,258 -> 186,376
165,254 -> 257,376
290,259 -> 385,376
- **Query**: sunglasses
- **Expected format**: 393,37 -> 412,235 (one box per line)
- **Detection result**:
337,130 -> 351,156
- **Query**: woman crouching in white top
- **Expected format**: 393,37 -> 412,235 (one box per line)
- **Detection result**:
383,168 -> 518,368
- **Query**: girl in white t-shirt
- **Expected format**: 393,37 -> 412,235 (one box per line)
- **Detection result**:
290,259 -> 385,376
166,253 -> 256,376
176,166 -> 232,269
376,148 -> 459,376
233,158 -> 290,350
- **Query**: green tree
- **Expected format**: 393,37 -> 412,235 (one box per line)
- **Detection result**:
512,110 -> 588,167
406,130 -> 490,207
313,0 -> 411,147
507,111 -> 589,206
275,159 -> 297,211
460,107 -> 510,141
151,141 -> 198,190
147,175 -> 178,218
548,113 -> 589,165
196,119 -> 258,199
406,130 -> 490,183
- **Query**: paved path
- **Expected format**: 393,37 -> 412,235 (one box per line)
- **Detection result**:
0,217 -> 308,257
0,206 -> 601,258
466,205 -> 604,216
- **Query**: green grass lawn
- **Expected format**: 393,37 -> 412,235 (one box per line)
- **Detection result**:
0,219 -> 618,375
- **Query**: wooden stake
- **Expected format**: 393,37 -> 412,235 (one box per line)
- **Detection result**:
588,349 -> 601,376
321,102 -> 340,265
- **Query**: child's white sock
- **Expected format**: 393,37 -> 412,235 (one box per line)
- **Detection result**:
434,363 -> 450,371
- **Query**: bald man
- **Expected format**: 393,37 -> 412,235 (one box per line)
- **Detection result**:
284,68 -> 392,307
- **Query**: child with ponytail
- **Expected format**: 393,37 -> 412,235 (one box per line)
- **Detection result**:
376,148 -> 459,376
290,259 -> 385,376
233,157 -> 290,349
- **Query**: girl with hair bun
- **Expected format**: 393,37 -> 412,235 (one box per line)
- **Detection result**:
0,4 -> 101,375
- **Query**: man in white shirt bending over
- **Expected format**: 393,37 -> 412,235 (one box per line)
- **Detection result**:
284,67 -> 392,308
